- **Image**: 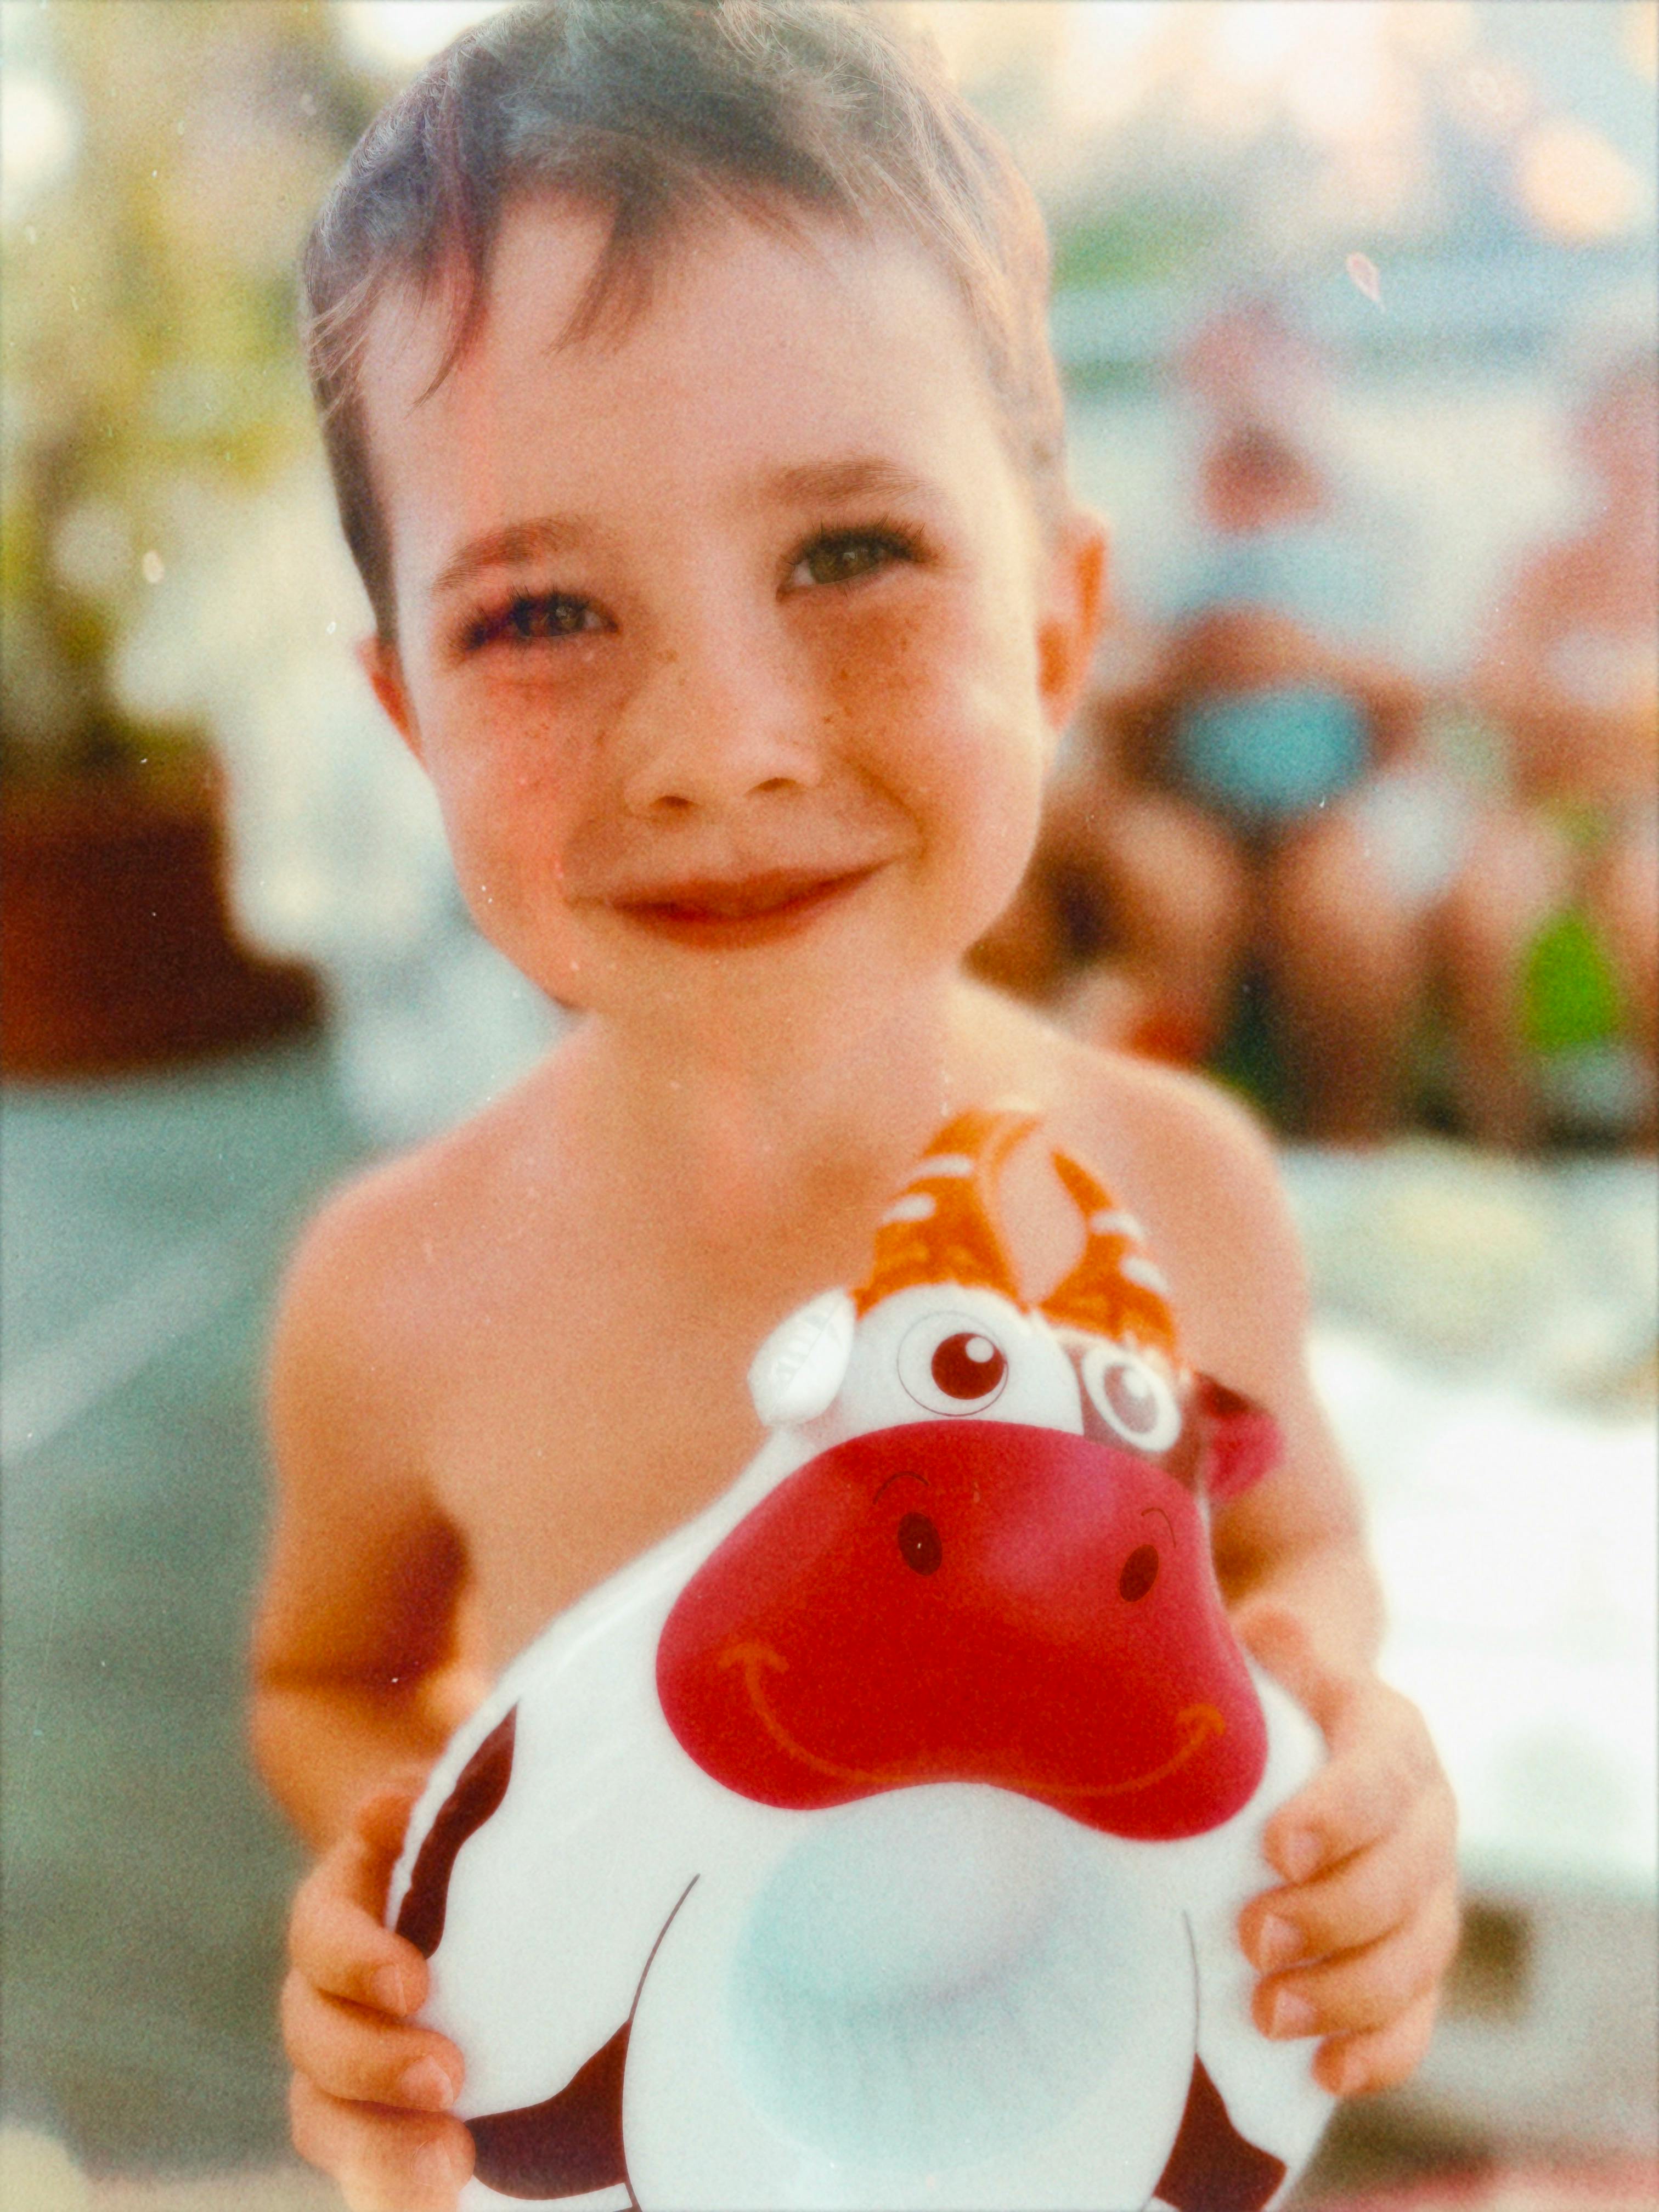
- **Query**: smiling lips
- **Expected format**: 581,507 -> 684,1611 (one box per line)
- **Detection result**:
610,865 -> 879,945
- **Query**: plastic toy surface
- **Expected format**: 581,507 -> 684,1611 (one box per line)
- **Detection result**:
388,1108 -> 1334,2210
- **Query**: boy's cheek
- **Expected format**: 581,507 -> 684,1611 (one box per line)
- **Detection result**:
422,809 -> 584,997
923,789 -> 1046,958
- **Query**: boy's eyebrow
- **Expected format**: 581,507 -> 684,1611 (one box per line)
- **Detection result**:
431,518 -> 594,598
763,456 -> 934,508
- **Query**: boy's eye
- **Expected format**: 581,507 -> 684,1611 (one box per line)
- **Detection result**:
787,529 -> 914,591
462,593 -> 606,652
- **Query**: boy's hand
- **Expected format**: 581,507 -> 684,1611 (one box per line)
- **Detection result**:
283,1779 -> 475,2212
1235,1609 -> 1460,2099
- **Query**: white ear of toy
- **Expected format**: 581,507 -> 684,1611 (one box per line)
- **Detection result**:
748,1289 -> 857,1428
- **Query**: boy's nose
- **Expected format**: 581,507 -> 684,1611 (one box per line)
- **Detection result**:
618,634 -> 822,817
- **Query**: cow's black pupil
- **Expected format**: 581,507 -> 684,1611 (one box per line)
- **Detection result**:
898,1511 -> 943,1575
1119,1544 -> 1159,1601
1106,1364 -> 1159,1433
931,1332 -> 1006,1400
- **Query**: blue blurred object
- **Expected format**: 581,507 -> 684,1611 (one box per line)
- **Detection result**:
1172,685 -> 1369,828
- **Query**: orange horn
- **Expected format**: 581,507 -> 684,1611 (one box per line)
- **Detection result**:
854,1105 -> 1039,1317
1041,1151 -> 1181,1363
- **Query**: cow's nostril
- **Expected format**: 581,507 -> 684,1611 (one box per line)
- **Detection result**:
1119,1544 -> 1159,1601
897,1511 -> 943,1575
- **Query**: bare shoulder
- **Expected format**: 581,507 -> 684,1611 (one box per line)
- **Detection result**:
1059,1037 -> 1308,1396
963,989 -> 1307,1400
1063,1041 -> 1293,1255
967,985 -> 1293,1266
269,1063 -> 563,1436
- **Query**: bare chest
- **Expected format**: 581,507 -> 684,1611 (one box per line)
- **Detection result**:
410,1252 -> 789,1673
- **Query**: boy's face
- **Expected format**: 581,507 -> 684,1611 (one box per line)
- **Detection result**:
359,200 -> 1103,1047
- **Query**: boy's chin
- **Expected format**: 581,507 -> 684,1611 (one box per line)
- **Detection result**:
590,943 -> 966,1048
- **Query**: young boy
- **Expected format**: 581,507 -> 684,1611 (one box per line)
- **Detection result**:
253,6 -> 1458,2207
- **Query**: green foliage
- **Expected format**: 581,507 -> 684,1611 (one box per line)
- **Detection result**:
1050,198 -> 1224,291
1523,906 -> 1626,1055
1,2 -> 374,778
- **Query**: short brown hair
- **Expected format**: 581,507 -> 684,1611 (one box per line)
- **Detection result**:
301,0 -> 1066,640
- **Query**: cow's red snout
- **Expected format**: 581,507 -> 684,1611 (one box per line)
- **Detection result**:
657,1421 -> 1267,1840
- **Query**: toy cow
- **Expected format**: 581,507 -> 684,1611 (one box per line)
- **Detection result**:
388,1107 -> 1334,2211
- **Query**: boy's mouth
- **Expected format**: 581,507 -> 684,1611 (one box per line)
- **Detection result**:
610,866 -> 881,947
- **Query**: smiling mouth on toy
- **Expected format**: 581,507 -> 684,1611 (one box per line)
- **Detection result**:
718,1641 -> 1225,1799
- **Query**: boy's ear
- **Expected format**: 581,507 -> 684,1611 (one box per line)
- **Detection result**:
1035,507 -> 1109,741
356,635 -> 425,766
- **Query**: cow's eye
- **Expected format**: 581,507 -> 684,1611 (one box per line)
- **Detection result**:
898,1313 -> 1009,1416
1081,1345 -> 1181,1452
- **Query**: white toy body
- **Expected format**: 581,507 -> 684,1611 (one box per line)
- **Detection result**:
388,1113 -> 1335,2210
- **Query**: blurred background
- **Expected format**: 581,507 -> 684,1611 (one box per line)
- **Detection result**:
1,3 -> 1654,2207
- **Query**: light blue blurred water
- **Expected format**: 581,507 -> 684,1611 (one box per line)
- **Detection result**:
1,1042 -> 369,2172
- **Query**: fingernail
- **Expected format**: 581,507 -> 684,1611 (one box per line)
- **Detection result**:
1269,1989 -> 1317,2039
1257,1914 -> 1303,1971
372,1963 -> 414,2014
1276,1828 -> 1322,1883
415,2136 -> 467,2194
399,2057 -> 457,2111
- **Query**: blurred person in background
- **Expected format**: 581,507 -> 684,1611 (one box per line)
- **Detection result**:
1440,320 -> 1658,1151
980,297 -> 1463,1144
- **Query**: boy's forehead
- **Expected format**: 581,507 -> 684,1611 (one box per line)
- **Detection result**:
360,196 -> 984,422
360,198 -> 616,415
356,199 -> 1027,568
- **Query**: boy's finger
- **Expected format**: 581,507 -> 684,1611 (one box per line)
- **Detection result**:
295,1827 -> 397,1926
1253,1882 -> 1461,2044
289,1859 -> 431,2016
1241,1611 -> 1444,1790
1236,1606 -> 1350,1734
281,1971 -> 462,2111
354,1774 -> 427,1859
290,2074 -> 472,2212
1312,1988 -> 1442,2098
1261,1694 -> 1449,1884
1242,1783 -> 1458,1970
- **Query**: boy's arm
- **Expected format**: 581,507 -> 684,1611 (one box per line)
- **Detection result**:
251,1189 -> 488,1849
1100,1067 -> 1459,2098
253,1190 -> 486,2210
